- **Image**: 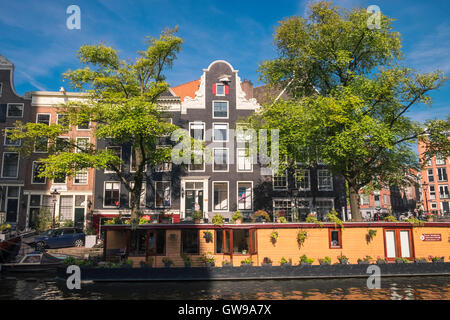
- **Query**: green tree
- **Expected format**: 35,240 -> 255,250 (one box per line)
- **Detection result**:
252,2 -> 450,221
8,28 -> 183,220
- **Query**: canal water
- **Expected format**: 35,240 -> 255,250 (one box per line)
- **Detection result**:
0,275 -> 449,300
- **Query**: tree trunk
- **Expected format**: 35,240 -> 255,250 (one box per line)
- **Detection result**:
349,183 -> 362,222
130,145 -> 145,221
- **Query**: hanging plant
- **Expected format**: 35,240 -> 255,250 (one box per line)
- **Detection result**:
297,230 -> 308,247
203,231 -> 213,243
328,209 -> 344,229
270,231 -> 278,244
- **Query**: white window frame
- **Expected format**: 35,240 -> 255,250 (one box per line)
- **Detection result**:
75,137 -> 90,153
212,100 -> 229,119
318,169 -> 333,191
439,185 -> 449,199
273,198 -> 292,215
6,103 -> 24,118
237,148 -> 252,172
104,146 -> 122,173
189,122 -> 205,141
213,123 -> 229,142
429,185 -> 436,200
272,170 -> 288,191
31,161 -> 46,184
188,149 -> 205,172
360,194 -> 370,206
215,83 -> 225,96
237,181 -> 253,211
437,167 -> 447,182
213,148 -> 229,172
1,152 -> 19,178
212,181 -> 229,212
73,170 -> 88,185
155,181 -> 171,208
435,154 -> 446,165
76,120 -> 91,131
428,169 -> 434,183
129,181 -> 146,208
4,127 -> 21,146
36,113 -> 51,125
103,181 -> 121,208
295,169 -> 311,191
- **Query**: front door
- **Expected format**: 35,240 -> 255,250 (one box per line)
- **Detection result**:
74,208 -> 85,229
6,199 -> 18,223
442,202 -> 449,215
184,182 -> 204,219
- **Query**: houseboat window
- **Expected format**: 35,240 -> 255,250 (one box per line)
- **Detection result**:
215,229 -> 231,254
251,229 -> 257,254
399,230 -> 411,258
233,229 -> 249,254
148,230 -> 165,255
329,229 -> 342,248
182,229 -> 199,254
130,230 -> 147,256
385,230 -> 397,258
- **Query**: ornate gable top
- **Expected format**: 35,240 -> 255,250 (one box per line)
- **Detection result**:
0,55 -> 14,68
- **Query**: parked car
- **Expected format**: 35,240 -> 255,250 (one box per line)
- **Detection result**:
34,228 -> 85,250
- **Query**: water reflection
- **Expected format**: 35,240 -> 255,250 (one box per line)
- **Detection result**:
0,275 -> 448,300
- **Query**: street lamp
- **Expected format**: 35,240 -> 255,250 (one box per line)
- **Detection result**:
51,189 -> 60,229
422,182 -> 429,216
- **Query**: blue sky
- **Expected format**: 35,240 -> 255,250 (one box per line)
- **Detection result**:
0,0 -> 448,122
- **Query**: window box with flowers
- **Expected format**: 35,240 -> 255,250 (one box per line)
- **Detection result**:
162,257 -> 174,268
261,257 -> 272,267
299,254 -> 314,266
201,252 -> 215,267
357,256 -> 372,264
240,257 -> 253,267
280,257 -> 292,267
337,254 -> 349,264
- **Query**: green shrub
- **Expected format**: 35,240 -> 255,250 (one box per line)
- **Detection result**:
299,254 -> 314,264
212,214 -> 224,226
193,210 -> 203,220
232,211 -> 243,222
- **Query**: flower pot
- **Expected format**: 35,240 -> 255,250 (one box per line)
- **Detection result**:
222,264 -> 233,268
184,262 -> 191,267
205,262 -> 214,268
194,219 -> 201,224
164,263 -> 172,268
241,263 -> 253,267
432,259 -> 444,263
376,260 -> 386,264
357,261 -> 370,265
235,218 -> 242,225
319,262 -> 331,265
338,260 -> 349,265
261,263 -> 272,267
280,262 -> 292,267
395,260 -> 404,264
427,218 -> 433,222
300,262 -> 312,266
276,218 -> 281,223
415,259 -> 427,264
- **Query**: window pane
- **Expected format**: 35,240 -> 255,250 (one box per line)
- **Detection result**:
59,195 -> 73,220
238,183 -> 252,210
32,162 -> 46,183
213,124 -> 227,141
385,230 -> 397,258
7,104 -> 23,117
155,182 -> 170,207
215,230 -> 223,253
182,229 -> 199,254
2,153 -> 19,177
213,182 -> 228,210
214,149 -> 228,171
216,84 -> 225,95
233,229 -> 249,254
400,231 -> 411,258
130,230 -> 146,256
213,101 -> 227,118
331,230 -> 340,247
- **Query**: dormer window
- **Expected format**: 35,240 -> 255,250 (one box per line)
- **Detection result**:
213,84 -> 228,96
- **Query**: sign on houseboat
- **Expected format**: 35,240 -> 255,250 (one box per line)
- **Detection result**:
420,234 -> 442,241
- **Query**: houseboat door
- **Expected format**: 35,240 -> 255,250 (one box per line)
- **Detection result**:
384,229 -> 414,261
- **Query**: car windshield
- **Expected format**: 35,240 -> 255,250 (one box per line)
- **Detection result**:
43,229 -> 54,236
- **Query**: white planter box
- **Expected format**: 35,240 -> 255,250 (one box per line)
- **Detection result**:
85,235 -> 97,248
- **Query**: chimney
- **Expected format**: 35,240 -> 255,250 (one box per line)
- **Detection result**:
241,78 -> 253,100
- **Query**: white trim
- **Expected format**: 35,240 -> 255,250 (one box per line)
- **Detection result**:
155,181 -> 171,208
75,137 -> 90,153
236,181 -> 253,211
3,127 -> 21,146
272,170 -> 288,191
73,170 -> 89,185
212,100 -> 229,119
212,181 -> 229,212
295,169 -> 311,191
215,83 -> 226,96
236,148 -> 253,172
104,146 -> 122,173
203,60 -> 238,73
212,122 -> 229,142
36,112 -> 51,124
1,152 -> 19,178
212,147 -> 229,172
103,181 -> 121,208
6,103 -> 24,118
317,169 -> 333,191
31,161 -> 46,184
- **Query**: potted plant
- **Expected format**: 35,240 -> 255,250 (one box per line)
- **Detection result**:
395,257 -> 411,264
279,257 -> 292,266
232,211 -> 243,224
414,257 -> 427,263
122,259 -> 134,268
261,257 -> 272,267
297,231 -> 308,247
279,217 -> 287,223
241,257 -> 253,267
222,259 -> 233,267
162,257 -> 174,268
299,254 -> 314,266
357,256 -> 372,264
241,249 -> 248,255
384,215 -> 398,222
270,231 -> 278,244
139,215 -> 151,225
201,252 -> 215,267
212,214 -> 224,226
203,231 -> 213,243
376,256 -> 387,264
140,257 -> 153,268
428,255 -> 444,263
181,253 -> 192,267
426,213 -> 435,222
318,256 -> 331,265
366,229 -> 377,243
274,211 -> 281,223
193,210 -> 203,224
251,210 -> 270,223
337,254 -> 349,264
